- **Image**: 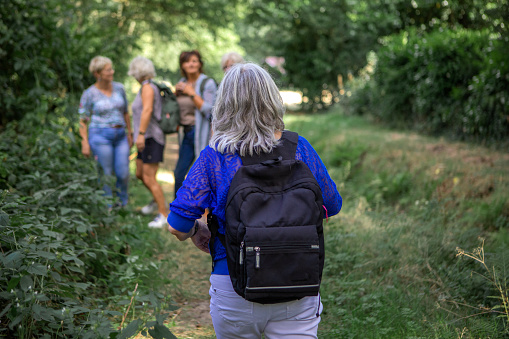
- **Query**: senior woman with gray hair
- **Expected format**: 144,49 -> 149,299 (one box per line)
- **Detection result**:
78,56 -> 132,208
167,63 -> 342,338
220,51 -> 244,72
128,56 -> 168,228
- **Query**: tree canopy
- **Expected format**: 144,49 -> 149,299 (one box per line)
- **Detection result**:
0,0 -> 507,126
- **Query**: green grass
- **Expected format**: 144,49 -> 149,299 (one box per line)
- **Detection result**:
285,108 -> 509,338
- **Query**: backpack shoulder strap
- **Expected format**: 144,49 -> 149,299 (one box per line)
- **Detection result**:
148,79 -> 159,89
240,130 -> 299,166
199,76 -> 216,96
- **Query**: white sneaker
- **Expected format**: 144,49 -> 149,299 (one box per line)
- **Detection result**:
141,200 -> 157,215
148,213 -> 167,228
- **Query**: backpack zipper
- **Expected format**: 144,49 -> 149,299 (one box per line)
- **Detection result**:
246,284 -> 320,291
245,244 -> 319,269
246,244 -> 319,252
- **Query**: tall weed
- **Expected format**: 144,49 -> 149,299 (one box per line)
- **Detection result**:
455,240 -> 509,334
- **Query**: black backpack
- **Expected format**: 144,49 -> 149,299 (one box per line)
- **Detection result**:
209,131 -> 325,304
151,80 -> 180,134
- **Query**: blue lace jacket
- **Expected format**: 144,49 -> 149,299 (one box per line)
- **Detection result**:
168,134 -> 342,275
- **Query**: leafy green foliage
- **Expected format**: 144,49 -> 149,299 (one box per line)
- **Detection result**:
0,0 -> 81,125
240,0 -> 508,117
463,34 -> 509,141
245,0 -> 375,111
0,117 -> 175,337
342,1 -> 509,143
0,0 -> 241,126
0,0 -> 137,126
347,27 -> 509,143
390,0 -> 499,31
377,28 -> 488,129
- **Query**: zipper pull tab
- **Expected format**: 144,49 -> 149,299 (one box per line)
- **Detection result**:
239,241 -> 244,265
255,246 -> 260,269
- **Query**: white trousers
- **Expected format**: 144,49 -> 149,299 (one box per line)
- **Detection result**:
209,274 -> 322,339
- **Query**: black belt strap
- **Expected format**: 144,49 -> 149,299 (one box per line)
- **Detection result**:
207,213 -> 225,271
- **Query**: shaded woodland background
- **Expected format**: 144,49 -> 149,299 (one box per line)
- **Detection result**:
1,0 -> 508,142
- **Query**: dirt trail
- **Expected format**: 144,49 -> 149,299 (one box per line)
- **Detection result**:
159,134 -> 215,338
161,134 -> 179,180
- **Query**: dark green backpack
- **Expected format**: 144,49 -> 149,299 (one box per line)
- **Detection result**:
151,80 -> 180,134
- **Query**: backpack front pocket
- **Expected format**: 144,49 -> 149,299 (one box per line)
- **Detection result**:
242,225 -> 321,303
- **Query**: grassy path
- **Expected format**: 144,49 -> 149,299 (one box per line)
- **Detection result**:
130,133 -> 215,338
159,134 -> 215,338
141,112 -> 509,338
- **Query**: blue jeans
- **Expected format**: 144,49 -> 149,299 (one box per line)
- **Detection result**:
174,127 -> 195,198
88,127 -> 130,206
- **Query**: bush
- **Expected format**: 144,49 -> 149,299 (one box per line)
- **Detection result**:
463,37 -> 509,142
347,27 -> 509,144
0,115 -> 173,337
376,28 -> 488,131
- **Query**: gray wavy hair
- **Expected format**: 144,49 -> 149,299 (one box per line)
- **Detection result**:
127,56 -> 156,81
210,62 -> 285,156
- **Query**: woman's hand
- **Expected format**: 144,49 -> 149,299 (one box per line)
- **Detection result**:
78,119 -> 90,157
175,81 -> 196,97
127,133 -> 133,149
81,141 -> 91,158
168,223 -> 191,241
136,134 -> 145,152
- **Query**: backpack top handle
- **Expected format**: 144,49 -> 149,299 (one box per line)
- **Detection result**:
240,130 -> 299,166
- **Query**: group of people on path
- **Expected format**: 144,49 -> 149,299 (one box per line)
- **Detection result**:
78,51 -> 342,338
78,51 -> 244,227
